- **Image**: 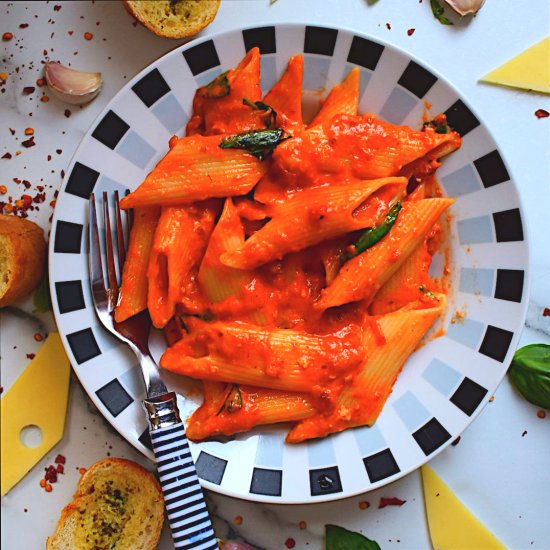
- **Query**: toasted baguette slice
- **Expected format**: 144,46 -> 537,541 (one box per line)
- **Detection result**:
0,214 -> 46,307
124,0 -> 221,38
46,458 -> 164,550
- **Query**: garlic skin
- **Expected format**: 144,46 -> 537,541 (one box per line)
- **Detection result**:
44,62 -> 102,105
444,0 -> 485,16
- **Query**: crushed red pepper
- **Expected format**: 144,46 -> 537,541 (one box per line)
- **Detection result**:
22,86 -> 35,95
407,28 -> 415,36
84,32 -> 93,40
535,109 -> 549,119
537,410 -> 546,419
21,136 -> 35,148
379,497 -> 406,508
1,152 -> 12,159
543,308 -> 550,317
284,539 -> 296,549
2,32 -> 13,41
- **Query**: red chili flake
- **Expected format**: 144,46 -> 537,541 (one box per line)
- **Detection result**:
0,185 -> 7,194
284,539 -> 296,549
56,464 -> 65,474
55,454 -> 66,464
451,436 -> 461,446
43,49 -> 48,56
537,410 -> 547,419
79,467 -> 87,475
54,5 -> 62,11
68,30 -> 74,36
233,515 -> 243,525
56,148 -> 62,154
21,136 -> 35,148
36,78 -> 45,87
386,23 -> 391,30
1,152 -> 12,159
64,109 -> 71,118
84,32 -> 93,41
47,155 -> 52,161
9,128 -> 15,135
22,86 -> 35,95
19,23 -> 29,29
2,32 -> 13,41
22,180 -> 31,189
535,109 -> 549,119
298,520 -> 307,529
407,28 -> 415,36
34,332 -> 43,342
45,465 -> 58,484
26,353 -> 35,359
24,127 -> 34,136
543,308 -> 550,317
358,500 -> 370,509
379,497 -> 406,508
40,95 -> 49,103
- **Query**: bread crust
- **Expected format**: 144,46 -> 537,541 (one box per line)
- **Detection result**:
0,214 -> 47,307
46,458 -> 164,550
123,0 -> 221,39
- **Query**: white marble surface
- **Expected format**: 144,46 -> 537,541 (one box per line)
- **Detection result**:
1,1 -> 549,549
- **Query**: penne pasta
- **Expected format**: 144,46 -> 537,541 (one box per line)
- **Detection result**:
186,383 -> 316,440
222,177 -> 406,269
309,67 -> 360,127
286,296 -> 446,443
115,206 -> 160,323
160,317 -> 365,392
148,201 -> 219,328
317,198 -> 454,310
263,54 -> 304,134
119,134 -> 267,208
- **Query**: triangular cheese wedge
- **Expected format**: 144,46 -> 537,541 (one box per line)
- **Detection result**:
480,37 -> 550,94
421,465 -> 506,550
1,333 -> 71,495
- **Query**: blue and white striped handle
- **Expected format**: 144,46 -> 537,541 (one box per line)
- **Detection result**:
144,394 -> 218,550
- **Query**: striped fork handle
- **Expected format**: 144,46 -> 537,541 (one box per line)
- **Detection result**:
144,393 -> 218,550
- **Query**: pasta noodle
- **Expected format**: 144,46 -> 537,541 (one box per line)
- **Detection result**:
115,50 -> 461,443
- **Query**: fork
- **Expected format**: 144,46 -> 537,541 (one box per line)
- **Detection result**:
88,191 -> 218,550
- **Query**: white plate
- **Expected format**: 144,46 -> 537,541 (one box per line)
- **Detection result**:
49,24 -> 530,503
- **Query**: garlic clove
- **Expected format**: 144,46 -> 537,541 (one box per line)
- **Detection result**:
44,61 -> 102,105
444,0 -> 485,16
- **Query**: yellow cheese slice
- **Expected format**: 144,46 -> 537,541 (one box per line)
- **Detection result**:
421,465 -> 506,550
1,332 -> 71,495
480,37 -> 550,94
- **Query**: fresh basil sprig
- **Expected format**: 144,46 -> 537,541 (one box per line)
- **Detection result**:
353,201 -> 402,256
508,344 -> 550,409
325,525 -> 381,550
243,98 -> 277,129
430,0 -> 453,24
219,128 -> 287,160
199,71 -> 230,98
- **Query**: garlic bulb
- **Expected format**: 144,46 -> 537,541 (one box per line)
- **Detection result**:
44,62 -> 102,105
444,0 -> 485,16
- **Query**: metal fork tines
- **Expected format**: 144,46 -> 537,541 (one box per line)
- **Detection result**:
88,191 -> 167,398
88,191 -> 218,549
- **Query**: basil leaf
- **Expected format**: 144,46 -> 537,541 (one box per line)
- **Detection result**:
419,285 -> 436,299
217,384 -> 243,415
243,98 -> 278,129
325,525 -> 381,550
219,128 -> 287,160
508,344 -> 550,409
353,201 -> 402,255
423,117 -> 451,134
33,266 -> 52,313
199,71 -> 230,98
430,0 -> 453,25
